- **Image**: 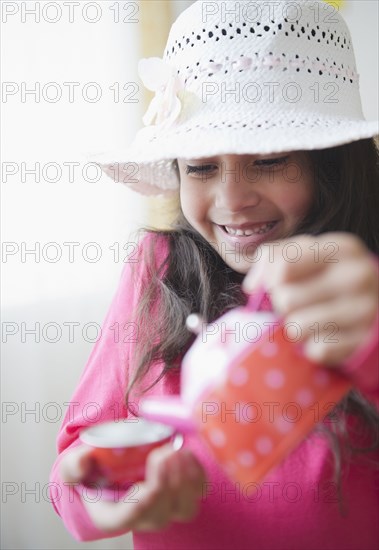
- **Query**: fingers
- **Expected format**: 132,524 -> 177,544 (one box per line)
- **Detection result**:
282,293 -> 377,365
270,259 -> 377,315
303,327 -> 372,365
59,444 -> 94,483
81,445 -> 207,534
168,450 -> 206,523
81,481 -> 160,533
121,483 -> 171,531
121,447 -> 205,531
243,235 -> 330,291
143,445 -> 205,526
243,232 -> 368,292
242,233 -> 378,366
144,442 -> 174,487
285,294 -> 377,334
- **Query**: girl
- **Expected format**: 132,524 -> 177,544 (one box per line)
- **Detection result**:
50,1 -> 379,549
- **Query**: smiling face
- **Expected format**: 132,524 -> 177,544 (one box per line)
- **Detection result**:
177,152 -> 315,274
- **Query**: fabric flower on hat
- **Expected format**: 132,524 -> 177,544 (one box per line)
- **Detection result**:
138,57 -> 183,129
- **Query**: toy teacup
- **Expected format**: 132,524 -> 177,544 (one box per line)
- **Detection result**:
79,418 -> 177,488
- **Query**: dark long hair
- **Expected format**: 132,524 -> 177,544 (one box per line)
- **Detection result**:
126,138 -> 379,505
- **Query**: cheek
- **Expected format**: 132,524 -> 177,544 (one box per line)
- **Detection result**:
274,158 -> 314,217
278,181 -> 314,219
179,184 -> 193,218
180,182 -> 206,222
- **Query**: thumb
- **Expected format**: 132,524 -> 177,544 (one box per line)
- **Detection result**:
242,259 -> 266,293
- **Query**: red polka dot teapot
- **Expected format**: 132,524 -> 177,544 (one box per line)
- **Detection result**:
140,289 -> 352,485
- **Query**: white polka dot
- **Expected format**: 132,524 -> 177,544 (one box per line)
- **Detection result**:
295,388 -> 314,407
230,367 -> 249,386
260,342 -> 278,357
209,428 -> 226,447
255,436 -> 273,455
275,417 -> 294,434
313,370 -> 330,387
264,368 -> 285,389
237,451 -> 256,467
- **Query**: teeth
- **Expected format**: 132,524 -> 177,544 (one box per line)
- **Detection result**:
224,222 -> 275,236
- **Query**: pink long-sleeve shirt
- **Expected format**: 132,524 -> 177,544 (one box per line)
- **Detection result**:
50,233 -> 379,550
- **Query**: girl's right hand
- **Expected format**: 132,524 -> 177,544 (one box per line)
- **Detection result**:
59,443 -> 206,533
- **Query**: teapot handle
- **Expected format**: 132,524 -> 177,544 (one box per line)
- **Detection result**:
246,285 -> 267,312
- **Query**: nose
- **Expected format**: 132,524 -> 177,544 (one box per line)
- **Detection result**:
214,160 -> 261,212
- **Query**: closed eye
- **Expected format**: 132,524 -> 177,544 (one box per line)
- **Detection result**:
184,156 -> 290,178
185,164 -> 216,175
254,156 -> 289,167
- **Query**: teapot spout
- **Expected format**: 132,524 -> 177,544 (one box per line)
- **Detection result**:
139,396 -> 197,434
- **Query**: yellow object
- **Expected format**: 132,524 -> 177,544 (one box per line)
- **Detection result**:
139,0 -> 179,230
323,0 -> 345,8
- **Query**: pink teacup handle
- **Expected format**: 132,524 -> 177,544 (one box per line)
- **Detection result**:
139,396 -> 197,434
246,286 -> 267,312
246,285 -> 308,359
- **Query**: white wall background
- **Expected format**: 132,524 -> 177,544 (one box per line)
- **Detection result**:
341,0 -> 378,121
2,1 -> 144,548
1,1 -> 377,549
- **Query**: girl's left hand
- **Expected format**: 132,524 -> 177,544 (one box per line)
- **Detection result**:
242,232 -> 378,367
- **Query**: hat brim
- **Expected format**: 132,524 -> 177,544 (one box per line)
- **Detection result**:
97,117 -> 379,196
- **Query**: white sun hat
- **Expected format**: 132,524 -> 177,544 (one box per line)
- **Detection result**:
99,0 -> 378,196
